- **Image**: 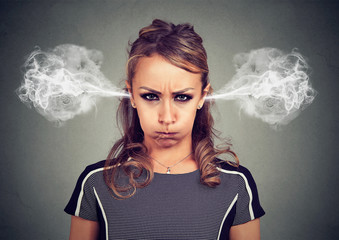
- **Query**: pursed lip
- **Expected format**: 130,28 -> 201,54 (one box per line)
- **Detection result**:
155,131 -> 178,137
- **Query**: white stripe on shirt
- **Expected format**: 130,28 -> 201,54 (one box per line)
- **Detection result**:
217,193 -> 238,240
94,187 -> 108,240
75,167 -> 105,216
217,167 -> 254,220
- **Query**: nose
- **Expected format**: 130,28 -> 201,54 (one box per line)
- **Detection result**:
158,100 -> 176,125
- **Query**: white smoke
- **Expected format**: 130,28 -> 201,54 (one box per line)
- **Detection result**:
16,44 -> 128,125
16,45 -> 316,128
207,48 -> 317,127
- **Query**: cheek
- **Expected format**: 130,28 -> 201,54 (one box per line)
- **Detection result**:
178,107 -> 197,128
136,106 -> 157,130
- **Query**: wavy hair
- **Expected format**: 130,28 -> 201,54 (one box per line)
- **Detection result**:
104,19 -> 238,199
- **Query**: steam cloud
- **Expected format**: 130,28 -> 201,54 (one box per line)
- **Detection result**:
207,48 -> 317,127
16,44 -> 128,124
16,45 -> 316,128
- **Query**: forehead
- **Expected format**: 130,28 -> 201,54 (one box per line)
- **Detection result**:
133,54 -> 202,90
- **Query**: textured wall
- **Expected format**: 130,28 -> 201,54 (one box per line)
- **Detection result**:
0,0 -> 338,239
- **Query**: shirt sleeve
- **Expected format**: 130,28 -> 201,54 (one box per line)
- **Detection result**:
232,166 -> 265,226
64,165 -> 99,221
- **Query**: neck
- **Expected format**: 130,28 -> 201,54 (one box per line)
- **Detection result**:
145,144 -> 197,174
147,142 -> 192,162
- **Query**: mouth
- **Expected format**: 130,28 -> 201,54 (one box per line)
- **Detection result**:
155,132 -> 178,138
156,131 -> 177,134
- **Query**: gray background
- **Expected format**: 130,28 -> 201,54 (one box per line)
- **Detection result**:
1,0 -> 338,239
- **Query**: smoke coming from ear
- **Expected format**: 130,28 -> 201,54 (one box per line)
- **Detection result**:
16,45 -> 316,128
207,48 -> 317,127
16,44 -> 128,125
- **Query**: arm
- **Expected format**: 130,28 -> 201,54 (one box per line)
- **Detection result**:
69,216 -> 99,240
229,218 -> 261,240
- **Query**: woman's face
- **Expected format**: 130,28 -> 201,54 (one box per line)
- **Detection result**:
128,54 -> 209,150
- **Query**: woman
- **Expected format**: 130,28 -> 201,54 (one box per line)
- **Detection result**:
65,19 -> 265,240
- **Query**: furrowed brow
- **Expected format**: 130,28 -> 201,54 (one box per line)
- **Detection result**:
139,87 -> 195,95
139,87 -> 161,95
172,88 -> 195,95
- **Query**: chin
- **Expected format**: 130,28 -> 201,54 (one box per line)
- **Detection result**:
155,138 -> 178,148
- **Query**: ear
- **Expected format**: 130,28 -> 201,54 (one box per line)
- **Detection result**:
197,83 -> 210,109
125,80 -> 136,108
125,80 -> 132,94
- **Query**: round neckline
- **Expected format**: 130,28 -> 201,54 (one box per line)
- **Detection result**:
154,168 -> 200,176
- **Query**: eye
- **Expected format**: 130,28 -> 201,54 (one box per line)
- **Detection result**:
175,94 -> 192,102
141,93 -> 159,101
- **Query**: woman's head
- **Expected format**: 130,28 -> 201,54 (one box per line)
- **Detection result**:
123,19 -> 214,150
105,19 -> 236,198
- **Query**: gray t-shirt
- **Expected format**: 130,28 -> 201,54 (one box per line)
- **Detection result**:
65,160 -> 265,240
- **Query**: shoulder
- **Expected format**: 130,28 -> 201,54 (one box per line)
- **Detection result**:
216,159 -> 259,195
80,160 -> 106,176
216,159 -> 265,224
216,159 -> 253,180
75,160 -> 106,186
83,159 -> 106,172
64,160 -> 106,220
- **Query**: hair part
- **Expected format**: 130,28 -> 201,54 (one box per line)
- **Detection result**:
104,19 -> 238,199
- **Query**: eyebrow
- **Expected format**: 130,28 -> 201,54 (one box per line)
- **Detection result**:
139,86 -> 194,95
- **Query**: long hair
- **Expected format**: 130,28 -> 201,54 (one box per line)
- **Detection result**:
104,19 -> 238,199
